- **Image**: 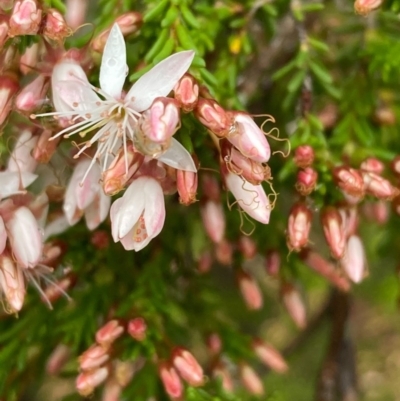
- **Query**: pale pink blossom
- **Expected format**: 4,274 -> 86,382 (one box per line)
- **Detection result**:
238,271 -> 263,310
15,74 -> 49,113
341,235 -> 366,283
46,344 -> 71,375
96,320 -> 125,346
63,160 -> 110,230
172,348 -> 204,387
34,24 -> 196,183
224,171 -> 270,224
159,362 -> 183,400
252,339 -> 288,373
79,345 -> 110,371
76,366 -> 109,397
110,176 -> 165,251
65,0 -> 87,29
239,363 -> 264,395
200,200 -> 225,243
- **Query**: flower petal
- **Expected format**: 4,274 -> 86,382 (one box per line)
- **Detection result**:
0,216 -> 7,254
99,24 -> 127,99
157,138 -> 197,172
127,51 -> 195,112
0,171 -> 37,199
143,179 -> 165,239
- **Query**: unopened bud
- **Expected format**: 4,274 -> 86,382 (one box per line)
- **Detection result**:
46,344 -> 71,375
79,344 -> 110,371
294,145 -> 314,167
20,42 -> 39,75
76,366 -> 109,397
341,235 -> 367,283
321,207 -> 346,259
8,0 -> 42,36
360,157 -> 384,174
200,199 -> 225,244
43,8 -> 71,41
252,339 -> 288,373
197,250 -> 213,273
213,362 -> 234,392
265,249 -> 281,277
174,73 -> 199,112
127,317 -> 147,341
177,166 -> 198,205
238,271 -> 263,310
207,333 -> 222,355
102,143 -> 144,195
95,320 -> 125,347
287,203 -> 313,252
0,73 -> 19,126
296,167 -> 318,195
159,361 -> 183,400
354,0 -> 383,15
338,205 -> 359,238
194,98 -> 230,137
172,348 -> 204,387
362,171 -> 399,200
239,363 -> 264,395
281,282 -> 307,329
362,200 -> 389,224
92,12 -> 142,52
215,238 -> 233,266
333,166 -> 365,202
65,0 -> 87,29
15,74 -> 49,113
238,235 -> 257,259
201,174 -> 221,202
33,129 -> 61,163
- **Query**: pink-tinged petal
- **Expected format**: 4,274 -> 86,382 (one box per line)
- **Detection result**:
7,129 -> 38,173
75,163 -> 101,210
84,191 -> 111,231
341,235 -> 366,283
6,206 -> 43,268
0,217 -> 6,254
0,171 -> 37,199
99,24 -> 127,98
157,138 -> 197,172
119,225 -> 143,250
44,214 -> 70,240
0,254 -> 25,312
142,179 -> 165,239
225,173 -> 270,224
52,61 -> 99,113
127,51 -> 195,112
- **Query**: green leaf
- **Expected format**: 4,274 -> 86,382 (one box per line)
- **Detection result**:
272,59 -> 297,81
308,37 -> 329,52
161,6 -> 179,28
181,4 -> 201,29
144,29 -> 170,62
287,70 -> 307,92
143,0 -> 169,22
309,61 -> 333,84
176,23 -> 198,51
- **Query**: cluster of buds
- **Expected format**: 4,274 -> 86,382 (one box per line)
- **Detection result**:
159,348 -> 204,399
76,319 -> 125,396
294,145 -> 318,196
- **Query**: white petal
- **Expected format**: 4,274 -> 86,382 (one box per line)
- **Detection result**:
44,215 -> 70,241
157,138 -> 197,172
7,130 -> 38,174
84,191 -> 111,231
0,171 -> 37,199
143,179 -> 165,238
127,51 -> 195,112
99,24 -> 127,98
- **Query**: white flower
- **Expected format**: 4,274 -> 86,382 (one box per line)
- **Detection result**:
34,24 -> 196,182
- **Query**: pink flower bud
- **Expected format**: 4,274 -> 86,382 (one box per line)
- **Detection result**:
200,199 -> 225,244
237,235 -> 257,259
333,166 -> 365,202
215,238 -> 233,266
341,235 -> 366,283
172,348 -> 204,387
92,12 -> 142,52
8,0 -> 42,36
338,205 -> 359,239
79,345 -> 110,371
296,167 -> 318,195
76,366 -> 109,397
194,98 -> 230,137
281,282 -> 307,329
238,271 -> 263,310
46,344 -> 71,375
287,203 -> 312,252
206,333 -> 222,355
43,8 -> 71,41
142,97 -> 180,144
213,362 -> 234,392
360,157 -> 384,174
201,174 -> 221,202
354,0 -> 383,15
265,249 -> 281,277
362,171 -> 399,200
127,317 -> 147,341
294,145 -> 314,167
32,129 -> 61,163
15,74 -> 49,113
252,339 -> 288,373
0,253 -> 25,312
321,207 -> 346,259
0,73 -> 19,126
102,143 -> 144,196
0,15 -> 8,48
221,139 -> 265,185
6,206 -> 43,268
227,112 -> 270,163
159,361 -> 183,400
300,250 -> 350,291
239,363 -> 264,395
96,320 -> 125,347
65,0 -> 87,29
197,250 -> 213,273
362,200 -> 389,224
19,42 -> 39,75
177,167 -> 198,205
174,73 -> 199,112
7,129 -> 38,173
